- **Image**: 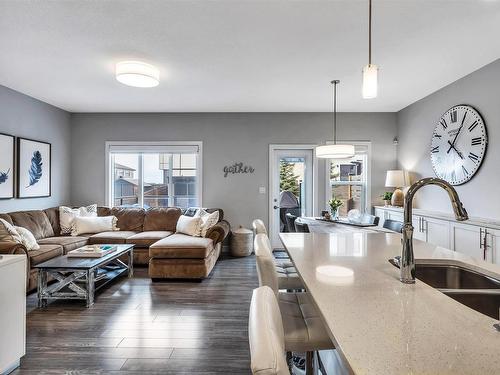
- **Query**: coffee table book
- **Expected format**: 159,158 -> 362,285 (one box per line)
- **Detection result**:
67,245 -> 117,258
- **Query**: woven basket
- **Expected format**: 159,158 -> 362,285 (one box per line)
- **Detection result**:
230,226 -> 253,257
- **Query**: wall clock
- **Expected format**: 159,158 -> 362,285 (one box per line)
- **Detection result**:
430,105 -> 487,185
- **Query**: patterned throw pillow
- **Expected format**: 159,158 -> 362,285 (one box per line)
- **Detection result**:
71,216 -> 119,236
196,209 -> 219,237
14,226 -> 40,251
176,215 -> 203,237
0,218 -> 23,244
59,204 -> 97,235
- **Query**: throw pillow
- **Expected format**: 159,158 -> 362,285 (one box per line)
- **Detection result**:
13,226 -> 40,251
71,216 -> 119,236
59,204 -> 97,234
196,209 -> 219,237
0,218 -> 23,244
176,215 -> 202,237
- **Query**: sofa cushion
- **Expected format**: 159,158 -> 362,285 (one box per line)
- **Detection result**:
9,210 -> 54,240
110,207 -> 145,231
98,206 -> 111,216
43,207 -> 61,236
150,233 -> 214,259
38,236 -> 89,254
29,244 -> 63,266
143,207 -> 182,232
89,231 -> 138,244
126,231 -> 173,248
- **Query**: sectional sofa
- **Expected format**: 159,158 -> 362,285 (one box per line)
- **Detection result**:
0,206 -> 230,292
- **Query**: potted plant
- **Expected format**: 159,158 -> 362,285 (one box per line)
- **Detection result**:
381,191 -> 393,206
328,197 -> 343,220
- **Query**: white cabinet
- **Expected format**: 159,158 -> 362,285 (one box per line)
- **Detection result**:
423,217 -> 450,248
374,207 -> 448,247
412,215 -> 426,242
487,228 -> 500,265
0,255 -> 26,374
447,223 -> 500,263
450,222 -> 486,261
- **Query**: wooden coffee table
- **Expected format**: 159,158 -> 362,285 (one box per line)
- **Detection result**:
34,244 -> 134,307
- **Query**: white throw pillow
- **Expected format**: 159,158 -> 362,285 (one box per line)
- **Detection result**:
176,215 -> 202,237
196,209 -> 219,237
59,204 -> 97,234
0,218 -> 23,244
71,216 -> 119,236
14,226 -> 40,251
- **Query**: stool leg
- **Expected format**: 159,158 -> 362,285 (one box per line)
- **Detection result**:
305,351 -> 314,375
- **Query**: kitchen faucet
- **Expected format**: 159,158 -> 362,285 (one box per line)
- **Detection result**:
398,177 -> 469,283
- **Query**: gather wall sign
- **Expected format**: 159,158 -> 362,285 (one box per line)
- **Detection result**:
223,162 -> 255,178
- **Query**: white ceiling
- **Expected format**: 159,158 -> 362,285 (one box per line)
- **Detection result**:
1,0 -> 499,113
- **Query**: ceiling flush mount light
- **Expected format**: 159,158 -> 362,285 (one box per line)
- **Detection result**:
316,80 -> 355,159
362,0 -> 378,99
115,61 -> 159,88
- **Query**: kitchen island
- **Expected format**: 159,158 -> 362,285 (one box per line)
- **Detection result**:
280,232 -> 500,374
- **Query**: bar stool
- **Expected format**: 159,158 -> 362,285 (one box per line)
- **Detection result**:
252,219 -> 268,235
252,218 -> 295,268
249,286 -> 291,375
254,233 -> 303,291
254,234 -> 334,374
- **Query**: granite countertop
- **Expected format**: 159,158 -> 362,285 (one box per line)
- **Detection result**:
280,232 -> 500,374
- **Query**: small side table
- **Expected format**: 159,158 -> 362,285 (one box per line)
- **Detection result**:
230,226 -> 253,257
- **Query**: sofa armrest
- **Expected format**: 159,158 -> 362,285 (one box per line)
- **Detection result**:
205,220 -> 230,245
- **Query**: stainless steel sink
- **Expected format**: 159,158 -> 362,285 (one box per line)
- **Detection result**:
389,259 -> 500,319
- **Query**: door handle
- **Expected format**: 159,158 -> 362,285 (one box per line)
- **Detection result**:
273,206 -> 279,210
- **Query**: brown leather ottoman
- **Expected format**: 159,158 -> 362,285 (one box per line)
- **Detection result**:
148,233 -> 221,279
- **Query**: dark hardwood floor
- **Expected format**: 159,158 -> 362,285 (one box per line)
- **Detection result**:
15,254 -> 258,374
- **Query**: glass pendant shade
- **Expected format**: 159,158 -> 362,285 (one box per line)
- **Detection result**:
362,64 -> 378,99
116,61 -> 160,88
315,144 -> 355,159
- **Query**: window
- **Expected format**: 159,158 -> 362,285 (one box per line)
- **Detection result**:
326,143 -> 370,216
106,142 -> 202,209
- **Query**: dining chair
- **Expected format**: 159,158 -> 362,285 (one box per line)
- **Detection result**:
294,221 -> 309,233
249,286 -> 291,375
254,234 -> 303,291
285,213 -> 298,233
254,234 -> 334,374
383,219 -> 403,233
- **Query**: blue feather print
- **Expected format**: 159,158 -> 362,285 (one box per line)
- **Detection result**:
27,151 -> 43,187
0,168 -> 9,184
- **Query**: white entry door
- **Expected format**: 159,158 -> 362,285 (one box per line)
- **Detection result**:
269,147 -> 315,249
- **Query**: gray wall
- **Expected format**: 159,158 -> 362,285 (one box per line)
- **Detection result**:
397,59 -> 500,219
0,85 -> 71,213
70,113 -> 397,228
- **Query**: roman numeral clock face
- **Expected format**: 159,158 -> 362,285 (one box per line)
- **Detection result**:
431,105 -> 487,185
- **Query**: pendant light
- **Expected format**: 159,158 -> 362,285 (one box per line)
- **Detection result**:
315,80 -> 355,159
362,0 -> 378,99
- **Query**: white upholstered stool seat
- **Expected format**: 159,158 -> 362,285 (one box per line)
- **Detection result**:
275,266 -> 303,290
278,292 -> 333,352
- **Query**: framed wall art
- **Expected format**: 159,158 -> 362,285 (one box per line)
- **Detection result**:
0,133 -> 15,199
17,137 -> 51,198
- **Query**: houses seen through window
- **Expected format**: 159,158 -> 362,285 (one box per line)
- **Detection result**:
111,151 -> 199,209
328,146 -> 368,216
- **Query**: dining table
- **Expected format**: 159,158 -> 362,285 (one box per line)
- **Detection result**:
279,231 -> 500,375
